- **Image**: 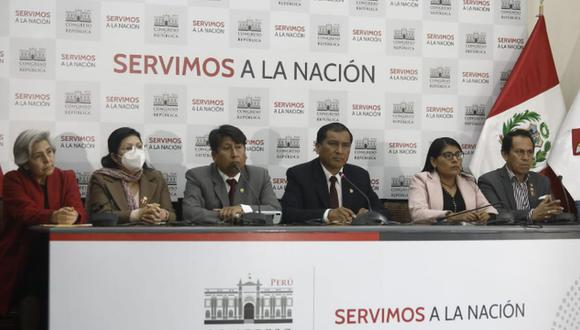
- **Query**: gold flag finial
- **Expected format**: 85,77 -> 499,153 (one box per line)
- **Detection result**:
539,0 -> 544,16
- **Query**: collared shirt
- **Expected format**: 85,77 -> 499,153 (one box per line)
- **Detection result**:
321,163 -> 344,222
217,168 -> 252,213
321,164 -> 343,208
505,166 -> 534,221
505,166 -> 531,211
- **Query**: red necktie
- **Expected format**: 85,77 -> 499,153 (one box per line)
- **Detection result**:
329,176 -> 339,209
226,179 -> 237,206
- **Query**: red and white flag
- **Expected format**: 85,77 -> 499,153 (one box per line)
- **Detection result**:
548,90 -> 580,200
470,16 -> 566,178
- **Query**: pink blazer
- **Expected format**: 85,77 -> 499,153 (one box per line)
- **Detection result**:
408,171 -> 497,223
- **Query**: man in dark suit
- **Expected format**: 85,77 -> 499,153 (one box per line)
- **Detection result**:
182,125 -> 280,224
478,129 -> 563,222
281,122 -> 389,225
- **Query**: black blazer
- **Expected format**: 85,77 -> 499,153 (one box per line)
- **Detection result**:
281,158 -> 389,224
478,165 -> 551,220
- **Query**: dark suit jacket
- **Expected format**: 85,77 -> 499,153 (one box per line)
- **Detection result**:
0,168 -> 87,314
182,164 -> 281,224
281,158 -> 388,224
478,165 -> 551,220
87,168 -> 176,223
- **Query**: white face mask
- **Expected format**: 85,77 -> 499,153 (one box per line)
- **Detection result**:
121,147 -> 146,172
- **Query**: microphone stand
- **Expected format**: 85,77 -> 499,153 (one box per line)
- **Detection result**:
234,165 -> 272,226
339,172 -> 394,225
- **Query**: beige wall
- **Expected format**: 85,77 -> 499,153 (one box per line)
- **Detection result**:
527,0 -> 580,108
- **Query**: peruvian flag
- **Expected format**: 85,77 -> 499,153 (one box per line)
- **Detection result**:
469,16 -> 566,178
548,90 -> 580,200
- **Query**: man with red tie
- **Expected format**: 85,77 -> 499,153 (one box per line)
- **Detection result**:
281,122 -> 390,225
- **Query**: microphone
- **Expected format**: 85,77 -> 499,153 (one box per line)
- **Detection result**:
233,165 -> 273,226
339,172 -> 392,225
439,202 -> 502,221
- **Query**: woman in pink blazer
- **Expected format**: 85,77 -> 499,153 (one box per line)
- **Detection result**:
408,137 -> 497,224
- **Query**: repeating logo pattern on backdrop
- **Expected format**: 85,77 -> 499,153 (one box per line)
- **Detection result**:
0,1 -> 526,200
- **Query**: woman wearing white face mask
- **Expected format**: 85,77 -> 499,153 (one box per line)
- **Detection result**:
87,127 -> 175,224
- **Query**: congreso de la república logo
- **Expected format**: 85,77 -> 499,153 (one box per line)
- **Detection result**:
204,274 -> 293,325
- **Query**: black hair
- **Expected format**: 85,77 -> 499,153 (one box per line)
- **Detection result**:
316,122 -> 353,145
501,129 -> 535,155
101,127 -> 145,169
208,125 -> 247,153
421,137 -> 462,172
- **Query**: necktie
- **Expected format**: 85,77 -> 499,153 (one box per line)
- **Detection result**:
329,176 -> 339,209
226,179 -> 237,206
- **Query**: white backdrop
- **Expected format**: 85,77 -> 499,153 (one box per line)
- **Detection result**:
50,238 -> 580,330
0,0 -> 528,199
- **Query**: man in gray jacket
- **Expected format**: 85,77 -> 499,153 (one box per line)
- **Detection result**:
182,125 -> 280,224
478,129 -> 562,222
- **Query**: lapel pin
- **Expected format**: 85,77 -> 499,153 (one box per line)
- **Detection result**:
349,188 -> 354,194
240,188 -> 245,193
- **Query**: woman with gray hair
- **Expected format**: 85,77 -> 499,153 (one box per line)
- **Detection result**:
0,129 -> 87,329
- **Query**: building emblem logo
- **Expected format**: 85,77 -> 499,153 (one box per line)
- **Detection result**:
429,0 -> 452,16
153,14 -> 179,38
237,18 -> 263,43
429,66 -> 451,89
236,96 -> 262,120
393,27 -> 415,51
153,93 -> 179,118
465,32 -> 487,55
65,90 -> 92,116
354,137 -> 377,161
391,175 -> 411,188
154,14 -> 179,27
501,0 -> 521,9
194,134 -> 211,158
500,0 -> 522,20
276,136 -> 301,160
464,104 -> 487,127
390,175 -> 412,198
393,101 -> 414,114
19,48 -> 47,73
64,9 -> 93,34
316,98 -> 340,122
501,110 -> 551,166
204,275 -> 293,325
65,9 -> 91,23
317,23 -> 341,47
392,101 -> 415,125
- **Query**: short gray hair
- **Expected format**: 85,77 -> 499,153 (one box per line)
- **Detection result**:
13,129 -> 55,167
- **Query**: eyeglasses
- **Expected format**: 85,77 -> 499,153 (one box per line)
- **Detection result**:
440,151 -> 464,160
